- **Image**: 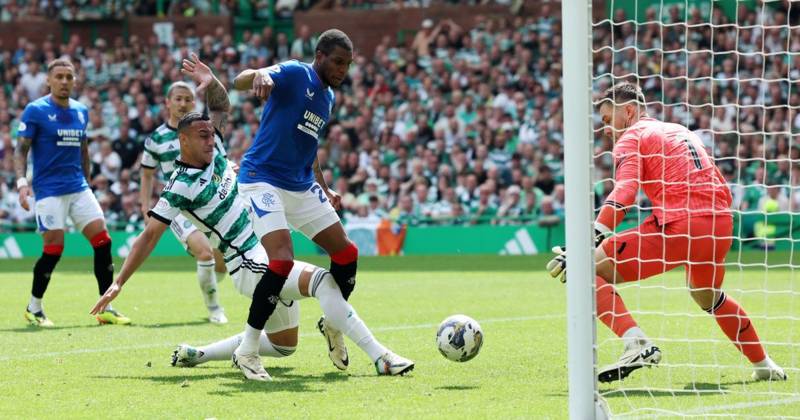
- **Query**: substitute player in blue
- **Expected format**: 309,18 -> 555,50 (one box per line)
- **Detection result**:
233,29 -> 359,371
14,58 -> 130,327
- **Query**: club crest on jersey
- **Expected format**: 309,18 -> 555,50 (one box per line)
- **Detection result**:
305,88 -> 315,100
48,114 -> 57,122
18,121 -> 26,132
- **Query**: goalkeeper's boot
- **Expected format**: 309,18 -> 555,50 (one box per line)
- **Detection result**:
232,347 -> 271,381
171,344 -> 202,367
752,357 -> 788,381
25,307 -> 54,328
95,308 -> 131,325
317,316 -> 349,371
208,307 -> 228,325
598,338 -> 661,383
375,351 -> 415,376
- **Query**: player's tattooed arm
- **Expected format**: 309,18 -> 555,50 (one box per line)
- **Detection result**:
181,53 -> 230,135
13,136 -> 31,181
205,80 -> 230,136
81,139 -> 91,181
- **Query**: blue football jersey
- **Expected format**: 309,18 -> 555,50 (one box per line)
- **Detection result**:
17,95 -> 90,199
239,60 -> 335,191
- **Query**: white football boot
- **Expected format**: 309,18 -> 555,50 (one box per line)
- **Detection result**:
232,348 -> 271,381
598,338 -> 661,383
171,344 -> 202,367
375,351 -> 415,376
208,307 -> 228,325
752,357 -> 788,381
317,316 -> 349,370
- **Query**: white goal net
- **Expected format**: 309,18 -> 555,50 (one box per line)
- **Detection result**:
587,0 -> 800,417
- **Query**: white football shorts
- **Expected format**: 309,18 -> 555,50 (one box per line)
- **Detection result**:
34,189 -> 104,233
238,181 -> 340,239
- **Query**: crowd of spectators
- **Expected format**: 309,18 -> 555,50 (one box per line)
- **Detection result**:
0,0 -> 297,21
0,2 -> 798,233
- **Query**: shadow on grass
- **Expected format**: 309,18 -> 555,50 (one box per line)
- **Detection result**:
600,382 -> 737,398
0,323 -> 104,333
93,368 -> 350,395
434,385 -> 479,391
135,320 -> 211,329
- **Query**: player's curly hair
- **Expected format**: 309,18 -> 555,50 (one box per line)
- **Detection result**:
315,29 -> 353,55
600,82 -> 646,107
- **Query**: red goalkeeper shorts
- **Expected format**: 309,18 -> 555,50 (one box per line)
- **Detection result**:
601,214 -> 733,289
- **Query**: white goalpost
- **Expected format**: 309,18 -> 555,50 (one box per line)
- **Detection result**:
564,0 -> 800,417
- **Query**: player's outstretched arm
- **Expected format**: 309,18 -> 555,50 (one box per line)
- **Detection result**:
90,218 -> 168,314
233,68 -> 273,101
14,136 -> 32,211
181,53 -> 231,135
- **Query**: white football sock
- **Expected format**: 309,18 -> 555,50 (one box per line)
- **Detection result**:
237,324 -> 262,355
198,332 -> 295,362
313,272 -> 387,361
197,260 -> 220,311
28,296 -> 42,313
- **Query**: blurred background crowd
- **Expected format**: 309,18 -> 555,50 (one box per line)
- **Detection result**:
0,0 -> 797,232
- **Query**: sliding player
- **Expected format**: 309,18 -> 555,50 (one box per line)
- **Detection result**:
548,82 -> 786,382
91,54 -> 413,380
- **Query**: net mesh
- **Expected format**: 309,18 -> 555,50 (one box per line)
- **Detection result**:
590,1 -> 800,417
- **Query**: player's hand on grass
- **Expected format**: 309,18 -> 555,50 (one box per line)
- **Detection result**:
90,283 -> 122,315
252,69 -> 274,100
18,185 -> 31,211
546,246 -> 567,283
325,188 -> 342,210
181,53 -> 214,96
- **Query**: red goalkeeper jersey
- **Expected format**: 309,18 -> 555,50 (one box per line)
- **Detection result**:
603,117 -> 732,225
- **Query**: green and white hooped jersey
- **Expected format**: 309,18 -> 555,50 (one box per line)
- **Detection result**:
141,123 -> 227,180
148,153 -> 261,274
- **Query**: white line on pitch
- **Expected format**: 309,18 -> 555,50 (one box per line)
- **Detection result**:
681,396 -> 800,415
0,314 -> 560,362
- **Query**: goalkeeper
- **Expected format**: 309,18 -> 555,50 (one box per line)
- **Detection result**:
548,82 -> 786,383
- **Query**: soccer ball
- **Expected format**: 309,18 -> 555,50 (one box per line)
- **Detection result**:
436,314 -> 483,362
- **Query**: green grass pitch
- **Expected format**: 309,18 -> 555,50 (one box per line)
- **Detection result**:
0,254 -> 797,418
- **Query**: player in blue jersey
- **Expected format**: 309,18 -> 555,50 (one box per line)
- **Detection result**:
14,58 -> 130,327
232,29 -> 357,370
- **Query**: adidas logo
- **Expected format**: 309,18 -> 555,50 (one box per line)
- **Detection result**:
0,236 -> 23,259
499,228 -> 538,255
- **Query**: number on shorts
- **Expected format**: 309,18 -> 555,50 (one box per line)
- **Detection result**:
310,184 -> 328,203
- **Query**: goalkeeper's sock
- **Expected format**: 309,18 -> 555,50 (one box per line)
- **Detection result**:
596,276 -> 638,337
196,259 -> 221,311
707,292 -> 766,363
314,271 -> 387,361
199,333 -> 294,362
